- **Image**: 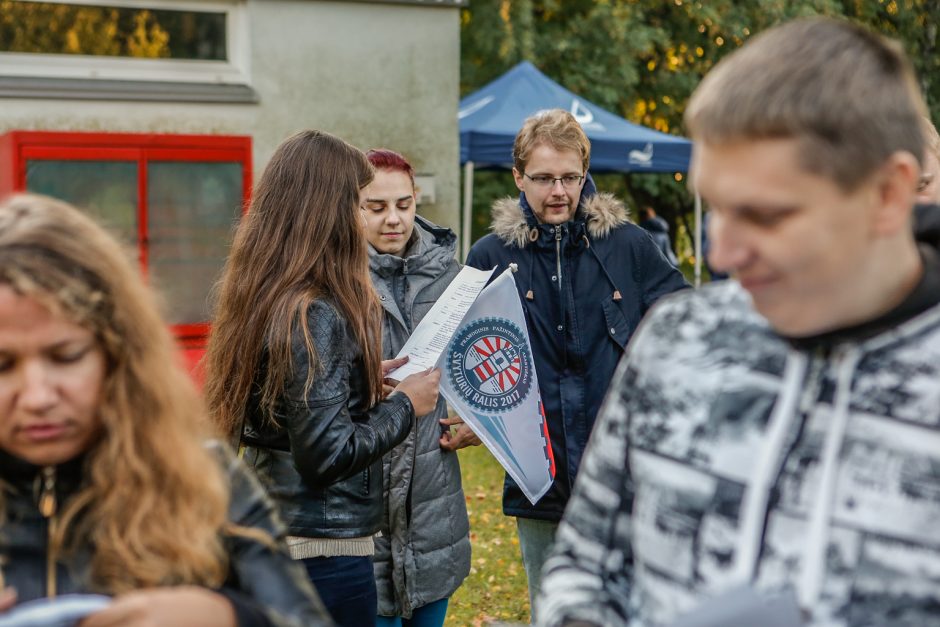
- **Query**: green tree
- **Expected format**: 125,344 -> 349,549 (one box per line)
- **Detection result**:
0,1 -> 178,59
461,0 -> 940,256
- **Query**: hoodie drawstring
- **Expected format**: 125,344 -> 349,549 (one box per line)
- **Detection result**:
523,229 -> 623,303
525,237 -> 536,301
586,238 -> 623,302
797,347 -> 861,612
733,351 -> 809,583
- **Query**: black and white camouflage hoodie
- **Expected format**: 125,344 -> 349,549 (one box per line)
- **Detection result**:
539,208 -> 940,626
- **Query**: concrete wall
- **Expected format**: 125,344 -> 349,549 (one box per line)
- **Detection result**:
0,0 -> 462,230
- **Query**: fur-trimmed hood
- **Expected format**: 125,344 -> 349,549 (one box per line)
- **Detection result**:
489,186 -> 630,248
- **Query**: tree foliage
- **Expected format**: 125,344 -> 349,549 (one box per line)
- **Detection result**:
461,0 -> 940,249
0,1 -> 227,60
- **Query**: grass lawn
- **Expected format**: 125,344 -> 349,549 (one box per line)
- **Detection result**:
447,444 -> 530,626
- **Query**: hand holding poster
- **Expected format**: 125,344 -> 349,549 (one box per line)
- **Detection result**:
436,268 -> 555,504
386,265 -> 494,380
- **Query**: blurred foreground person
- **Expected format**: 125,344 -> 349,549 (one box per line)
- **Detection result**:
0,194 -> 330,626
363,149 -> 472,627
540,18 -> 940,627
204,131 -> 440,627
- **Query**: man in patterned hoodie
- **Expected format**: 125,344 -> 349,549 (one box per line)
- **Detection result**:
539,18 -> 940,627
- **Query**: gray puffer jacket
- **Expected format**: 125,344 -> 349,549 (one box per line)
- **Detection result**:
369,216 -> 471,618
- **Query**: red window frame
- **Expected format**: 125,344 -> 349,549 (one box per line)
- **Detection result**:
0,130 -> 252,375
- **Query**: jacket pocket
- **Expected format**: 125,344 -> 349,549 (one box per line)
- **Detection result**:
601,295 -> 633,350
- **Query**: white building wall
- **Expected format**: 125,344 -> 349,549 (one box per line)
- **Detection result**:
0,0 -> 462,229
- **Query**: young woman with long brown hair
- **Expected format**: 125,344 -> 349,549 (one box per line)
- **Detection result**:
204,130 -> 440,627
0,193 -> 329,627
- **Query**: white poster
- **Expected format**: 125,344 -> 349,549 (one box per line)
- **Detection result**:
436,268 -> 555,504
387,265 -> 494,380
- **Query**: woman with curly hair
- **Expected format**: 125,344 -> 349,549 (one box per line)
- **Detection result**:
0,193 -> 330,626
204,130 -> 440,627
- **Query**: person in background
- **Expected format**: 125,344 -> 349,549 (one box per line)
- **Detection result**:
465,109 -> 689,617
0,193 -> 330,627
539,18 -> 940,626
915,117 -> 940,248
362,148 -> 473,627
916,116 -> 940,204
637,206 -> 679,267
203,130 -> 440,627
701,210 -> 729,281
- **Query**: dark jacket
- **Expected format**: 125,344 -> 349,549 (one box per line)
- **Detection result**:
638,214 -> 679,267
466,178 -> 689,520
369,216 -> 471,618
241,299 -> 415,538
915,202 -> 940,248
0,444 -> 332,627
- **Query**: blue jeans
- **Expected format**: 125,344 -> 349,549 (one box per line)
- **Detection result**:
375,597 -> 449,627
516,517 -> 559,622
301,556 -> 377,627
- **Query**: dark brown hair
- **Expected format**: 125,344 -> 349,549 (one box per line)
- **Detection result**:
204,130 -> 381,440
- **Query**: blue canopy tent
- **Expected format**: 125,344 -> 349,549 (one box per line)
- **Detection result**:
458,61 -> 703,284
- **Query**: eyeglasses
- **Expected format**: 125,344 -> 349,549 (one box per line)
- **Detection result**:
917,172 -> 935,194
523,172 -> 585,189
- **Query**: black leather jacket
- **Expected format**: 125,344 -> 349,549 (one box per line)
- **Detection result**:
0,444 -> 332,627
241,299 -> 415,538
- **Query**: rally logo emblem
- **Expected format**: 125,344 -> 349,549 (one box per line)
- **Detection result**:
447,317 -> 532,413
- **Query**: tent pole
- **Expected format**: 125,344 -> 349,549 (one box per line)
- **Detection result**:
693,192 -> 703,288
462,161 -> 475,261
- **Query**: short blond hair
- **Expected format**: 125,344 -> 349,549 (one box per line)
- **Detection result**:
686,18 -> 927,191
513,109 -> 591,173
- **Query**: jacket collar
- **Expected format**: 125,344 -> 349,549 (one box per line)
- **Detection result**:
915,203 -> 940,250
489,173 -> 630,248
368,215 -> 457,278
0,447 -> 87,497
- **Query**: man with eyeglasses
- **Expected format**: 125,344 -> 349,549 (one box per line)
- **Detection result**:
465,108 -> 688,618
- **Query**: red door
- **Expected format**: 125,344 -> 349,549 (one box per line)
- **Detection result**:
0,131 -> 252,382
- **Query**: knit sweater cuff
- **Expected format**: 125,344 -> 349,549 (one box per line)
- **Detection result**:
286,535 -> 375,559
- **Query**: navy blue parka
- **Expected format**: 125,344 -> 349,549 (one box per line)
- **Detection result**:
466,177 -> 689,520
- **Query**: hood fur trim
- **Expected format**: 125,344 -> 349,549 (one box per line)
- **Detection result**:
490,193 -> 630,248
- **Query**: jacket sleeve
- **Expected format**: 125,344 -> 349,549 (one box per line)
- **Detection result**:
536,356 -> 637,627
279,300 -> 415,489
634,233 -> 690,312
215,443 -> 335,627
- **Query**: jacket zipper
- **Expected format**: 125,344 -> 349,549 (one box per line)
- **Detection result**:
553,225 -> 573,489
38,466 -> 58,598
